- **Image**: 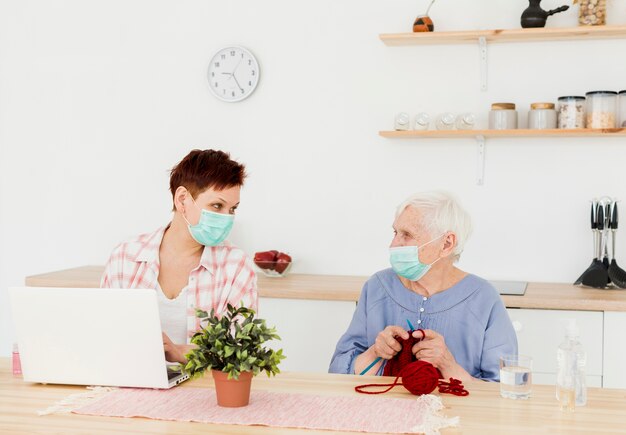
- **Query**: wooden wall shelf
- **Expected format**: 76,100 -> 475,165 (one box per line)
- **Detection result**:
380,25 -> 626,46
379,128 -> 626,139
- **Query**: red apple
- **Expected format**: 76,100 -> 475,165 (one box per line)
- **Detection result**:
254,251 -> 278,270
274,252 -> 292,274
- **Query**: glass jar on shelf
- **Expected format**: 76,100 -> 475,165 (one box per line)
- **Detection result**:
436,113 -> 455,130
528,102 -> 557,129
455,113 -> 475,130
394,112 -> 410,131
619,90 -> 626,128
489,103 -> 518,130
557,96 -> 586,129
586,91 -> 617,129
576,0 -> 606,26
414,112 -> 430,130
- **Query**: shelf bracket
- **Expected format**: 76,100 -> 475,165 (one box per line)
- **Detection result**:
476,135 -> 485,185
478,36 -> 488,92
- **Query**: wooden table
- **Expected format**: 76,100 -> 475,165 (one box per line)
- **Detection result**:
1,359 -> 626,434
25,265 -> 626,311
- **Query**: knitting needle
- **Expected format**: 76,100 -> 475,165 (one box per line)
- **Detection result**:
359,320 -> 416,375
359,357 -> 381,375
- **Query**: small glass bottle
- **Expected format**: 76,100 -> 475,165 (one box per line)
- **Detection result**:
435,113 -> 455,130
455,113 -> 475,130
12,343 -> 22,376
586,91 -> 617,129
619,90 -> 626,128
413,112 -> 430,130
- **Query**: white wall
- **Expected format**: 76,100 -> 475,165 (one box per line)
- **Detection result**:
1,0 -> 626,355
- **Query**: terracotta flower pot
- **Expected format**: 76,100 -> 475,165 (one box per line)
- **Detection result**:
211,369 -> 253,407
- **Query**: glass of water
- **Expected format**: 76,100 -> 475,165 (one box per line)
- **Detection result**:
499,355 -> 532,399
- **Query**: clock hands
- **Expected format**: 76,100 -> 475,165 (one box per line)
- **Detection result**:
232,74 -> 244,93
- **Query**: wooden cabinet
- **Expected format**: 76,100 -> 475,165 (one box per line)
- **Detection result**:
258,297 -> 355,373
603,311 -> 626,389
23,267 -> 626,385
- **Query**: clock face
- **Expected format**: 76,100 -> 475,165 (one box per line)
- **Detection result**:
207,46 -> 260,102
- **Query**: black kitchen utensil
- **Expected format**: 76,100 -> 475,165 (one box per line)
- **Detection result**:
602,198 -> 611,284
581,203 -> 610,288
608,202 -> 626,288
574,201 -> 597,285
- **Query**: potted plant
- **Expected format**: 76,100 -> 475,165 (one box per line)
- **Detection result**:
183,304 -> 285,407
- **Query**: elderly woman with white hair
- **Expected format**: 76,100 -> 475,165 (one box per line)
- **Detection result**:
329,191 -> 517,383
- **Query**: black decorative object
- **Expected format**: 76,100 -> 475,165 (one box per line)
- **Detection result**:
521,0 -> 569,28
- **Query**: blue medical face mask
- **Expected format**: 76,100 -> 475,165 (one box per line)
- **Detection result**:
389,234 -> 445,281
183,197 -> 234,247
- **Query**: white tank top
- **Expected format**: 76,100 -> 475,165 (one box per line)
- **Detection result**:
156,285 -> 188,345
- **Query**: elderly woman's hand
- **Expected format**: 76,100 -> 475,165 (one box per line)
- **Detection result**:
411,329 -> 454,365
411,329 -> 473,383
374,326 -> 410,360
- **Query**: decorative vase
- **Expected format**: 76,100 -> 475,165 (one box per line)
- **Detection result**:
521,0 -> 569,28
211,370 -> 253,407
413,15 -> 434,32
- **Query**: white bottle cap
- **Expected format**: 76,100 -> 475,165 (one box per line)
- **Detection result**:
566,319 -> 580,338
13,343 -> 19,352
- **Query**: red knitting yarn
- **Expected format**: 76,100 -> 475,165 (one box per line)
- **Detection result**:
355,329 -> 469,397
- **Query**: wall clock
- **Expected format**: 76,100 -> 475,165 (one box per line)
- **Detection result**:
207,46 -> 260,102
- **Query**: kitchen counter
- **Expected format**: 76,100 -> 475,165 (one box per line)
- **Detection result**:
24,265 -> 626,311
2,358 -> 626,434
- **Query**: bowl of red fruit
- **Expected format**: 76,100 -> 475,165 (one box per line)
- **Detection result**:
253,250 -> 293,277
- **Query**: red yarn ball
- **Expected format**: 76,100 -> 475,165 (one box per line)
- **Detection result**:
399,360 -> 440,395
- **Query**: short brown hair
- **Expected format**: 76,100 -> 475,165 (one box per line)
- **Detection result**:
169,149 -> 247,201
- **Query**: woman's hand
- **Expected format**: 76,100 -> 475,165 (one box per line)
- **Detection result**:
411,329 -> 473,383
374,325 -> 410,360
162,332 -> 196,364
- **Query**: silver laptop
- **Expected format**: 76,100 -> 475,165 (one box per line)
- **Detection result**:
10,286 -> 189,389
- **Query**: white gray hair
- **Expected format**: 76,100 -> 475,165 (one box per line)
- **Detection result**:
396,191 -> 473,261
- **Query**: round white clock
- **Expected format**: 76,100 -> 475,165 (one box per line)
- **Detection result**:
207,46 -> 260,102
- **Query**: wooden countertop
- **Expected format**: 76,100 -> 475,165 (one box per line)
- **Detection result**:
2,359 -> 626,434
24,266 -> 626,312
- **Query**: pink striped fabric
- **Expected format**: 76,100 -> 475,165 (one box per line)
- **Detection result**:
101,226 -> 258,341
73,388 -> 455,433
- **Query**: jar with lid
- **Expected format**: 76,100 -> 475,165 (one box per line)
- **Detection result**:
619,91 -> 626,128
489,103 -> 518,130
558,96 -> 586,129
455,113 -> 475,130
394,112 -> 410,131
577,0 -> 606,26
528,102 -> 557,129
414,112 -> 430,130
586,91 -> 617,129
436,113 -> 455,130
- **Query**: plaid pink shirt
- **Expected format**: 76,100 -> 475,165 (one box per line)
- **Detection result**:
100,226 -> 258,343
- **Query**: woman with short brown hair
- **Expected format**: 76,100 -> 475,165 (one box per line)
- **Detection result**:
101,149 -> 257,364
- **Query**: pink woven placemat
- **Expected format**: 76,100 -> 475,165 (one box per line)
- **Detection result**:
73,387 -> 457,434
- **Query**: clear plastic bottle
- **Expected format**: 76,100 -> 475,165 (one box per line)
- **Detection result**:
556,320 -> 587,410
